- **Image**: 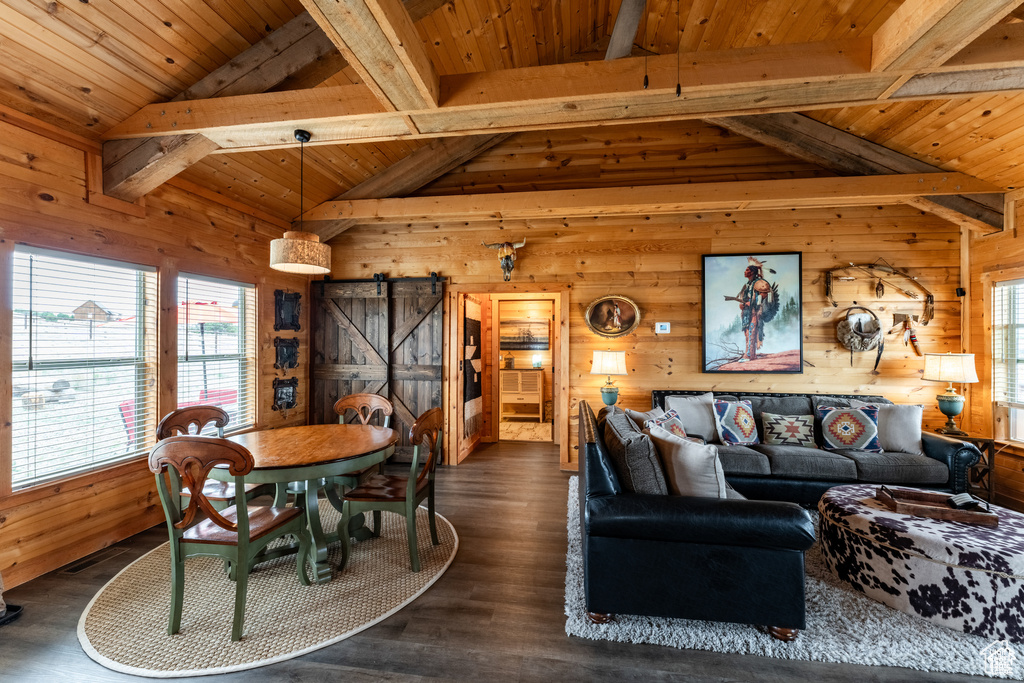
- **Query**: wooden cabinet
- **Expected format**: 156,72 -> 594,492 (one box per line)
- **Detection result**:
500,369 -> 544,421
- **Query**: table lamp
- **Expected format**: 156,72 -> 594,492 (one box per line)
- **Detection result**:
922,352 -> 978,436
591,350 -> 627,406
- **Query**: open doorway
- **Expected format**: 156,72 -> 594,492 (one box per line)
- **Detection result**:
496,299 -> 553,443
445,285 -> 569,468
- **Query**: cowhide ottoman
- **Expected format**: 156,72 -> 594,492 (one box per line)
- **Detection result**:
819,484 -> 1024,643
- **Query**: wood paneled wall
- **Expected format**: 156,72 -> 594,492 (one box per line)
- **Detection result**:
330,205 -> 963,468
496,299 -> 555,403
0,116 -> 308,588
967,200 -> 1024,511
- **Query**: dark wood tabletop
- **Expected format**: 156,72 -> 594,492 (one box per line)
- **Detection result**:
228,423 -> 398,470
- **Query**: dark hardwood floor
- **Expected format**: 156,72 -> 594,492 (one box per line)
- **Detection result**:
0,442 -> 998,682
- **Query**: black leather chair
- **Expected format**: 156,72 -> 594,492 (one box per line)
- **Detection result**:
578,400 -> 816,640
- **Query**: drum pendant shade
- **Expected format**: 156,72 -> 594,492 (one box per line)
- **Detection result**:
270,231 -> 330,274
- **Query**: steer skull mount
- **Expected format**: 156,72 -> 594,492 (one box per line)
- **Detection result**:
482,239 -> 526,281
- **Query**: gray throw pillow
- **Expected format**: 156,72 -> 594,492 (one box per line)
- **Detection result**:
645,425 -> 727,498
850,400 -> 924,455
624,407 -> 665,430
602,410 -> 669,495
664,392 -> 718,444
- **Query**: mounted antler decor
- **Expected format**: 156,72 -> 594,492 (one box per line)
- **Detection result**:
482,239 -> 526,281
824,258 -> 935,325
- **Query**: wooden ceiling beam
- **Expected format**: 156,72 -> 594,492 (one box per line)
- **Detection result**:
605,0 -> 647,61
706,112 -> 1004,233
871,0 -> 1023,72
302,173 -> 1001,224
102,0 -> 448,203
305,133 -> 514,240
299,0 -> 440,112
102,35 -> 1024,152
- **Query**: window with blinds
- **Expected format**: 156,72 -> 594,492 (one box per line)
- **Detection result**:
177,275 -> 256,434
11,247 -> 158,489
992,278 -> 1024,440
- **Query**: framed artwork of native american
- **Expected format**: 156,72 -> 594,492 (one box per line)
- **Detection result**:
702,252 -> 803,373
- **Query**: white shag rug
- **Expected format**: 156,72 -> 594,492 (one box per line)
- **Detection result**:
564,477 -> 1024,680
79,502 -> 457,678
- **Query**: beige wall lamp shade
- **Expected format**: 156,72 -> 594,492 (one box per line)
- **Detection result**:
270,231 -> 330,275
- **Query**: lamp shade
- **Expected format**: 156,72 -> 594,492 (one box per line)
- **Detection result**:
270,231 -> 331,275
591,350 -> 627,376
922,353 -> 978,384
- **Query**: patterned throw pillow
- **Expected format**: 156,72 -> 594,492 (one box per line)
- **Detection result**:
644,409 -> 688,438
762,413 -> 815,447
714,400 -> 759,445
817,405 -> 882,452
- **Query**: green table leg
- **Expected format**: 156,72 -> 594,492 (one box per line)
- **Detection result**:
323,482 -> 372,542
301,480 -> 333,584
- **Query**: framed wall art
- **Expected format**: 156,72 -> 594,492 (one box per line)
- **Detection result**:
499,317 -> 549,351
702,252 -> 803,373
273,290 -> 301,331
584,295 -> 641,338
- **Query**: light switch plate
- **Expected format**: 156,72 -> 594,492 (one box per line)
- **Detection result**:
655,322 -> 671,334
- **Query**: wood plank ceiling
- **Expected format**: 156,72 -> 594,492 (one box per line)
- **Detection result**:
2,0 -> 1024,224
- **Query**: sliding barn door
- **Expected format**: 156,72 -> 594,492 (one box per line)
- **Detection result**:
312,279 -> 443,462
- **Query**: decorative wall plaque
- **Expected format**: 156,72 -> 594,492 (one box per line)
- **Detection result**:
272,377 -> 298,411
274,290 -> 301,331
274,337 -> 300,369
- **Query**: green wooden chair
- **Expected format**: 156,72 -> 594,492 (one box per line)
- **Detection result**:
157,406 -> 272,512
337,407 -> 442,572
149,435 -> 312,641
331,393 -> 395,535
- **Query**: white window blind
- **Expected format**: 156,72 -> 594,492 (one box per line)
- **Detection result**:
992,278 -> 1024,409
11,247 -> 158,489
177,275 -> 256,434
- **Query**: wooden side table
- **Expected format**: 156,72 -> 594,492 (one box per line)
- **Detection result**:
956,434 -> 995,502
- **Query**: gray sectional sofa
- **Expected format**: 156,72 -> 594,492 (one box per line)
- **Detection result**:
650,390 -> 982,505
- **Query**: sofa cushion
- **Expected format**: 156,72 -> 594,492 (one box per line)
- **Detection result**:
818,405 -> 882,453
602,410 -> 669,495
742,395 -> 813,440
714,399 -> 759,445
751,444 -> 859,481
836,449 -> 949,485
624,406 -> 664,430
664,392 -> 718,443
850,400 -> 924,456
716,444 -> 771,476
645,425 -> 727,498
761,413 -> 816,447
646,409 -> 690,438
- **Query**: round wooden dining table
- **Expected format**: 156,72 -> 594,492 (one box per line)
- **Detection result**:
212,423 -> 398,584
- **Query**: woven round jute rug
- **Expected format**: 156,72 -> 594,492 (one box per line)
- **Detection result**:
78,501 -> 458,678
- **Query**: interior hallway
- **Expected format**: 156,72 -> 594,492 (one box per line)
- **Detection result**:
0,442 -> 990,682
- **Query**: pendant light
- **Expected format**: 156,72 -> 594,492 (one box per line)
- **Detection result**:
270,129 -> 331,275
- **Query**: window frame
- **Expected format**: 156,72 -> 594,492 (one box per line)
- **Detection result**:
176,273 -> 258,435
8,245 -> 159,491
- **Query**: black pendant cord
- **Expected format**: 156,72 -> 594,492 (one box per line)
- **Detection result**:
294,129 -> 312,231
675,0 -> 681,97
642,2 -> 648,89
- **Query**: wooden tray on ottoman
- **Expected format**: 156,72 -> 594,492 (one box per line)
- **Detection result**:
875,487 -> 999,527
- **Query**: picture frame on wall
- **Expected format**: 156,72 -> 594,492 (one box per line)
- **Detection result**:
584,295 -> 641,338
499,317 -> 550,351
702,252 -> 803,373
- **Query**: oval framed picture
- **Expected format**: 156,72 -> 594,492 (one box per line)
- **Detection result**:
584,295 -> 641,338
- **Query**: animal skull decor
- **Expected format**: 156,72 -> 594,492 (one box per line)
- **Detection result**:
482,239 -> 526,281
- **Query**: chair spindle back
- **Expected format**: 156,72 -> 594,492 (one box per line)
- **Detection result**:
333,393 -> 393,428
157,405 -> 230,440
149,436 -> 254,531
409,407 -> 443,485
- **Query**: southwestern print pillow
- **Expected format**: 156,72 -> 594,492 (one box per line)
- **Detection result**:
817,405 -> 882,452
714,400 -> 759,445
644,409 -> 688,439
761,413 -> 816,448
